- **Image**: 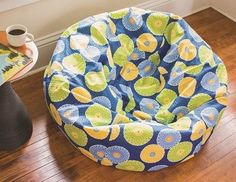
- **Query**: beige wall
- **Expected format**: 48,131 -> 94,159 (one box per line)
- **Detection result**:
211,0 -> 236,21
0,0 -> 145,39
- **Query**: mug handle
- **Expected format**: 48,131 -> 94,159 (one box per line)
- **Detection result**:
26,33 -> 34,43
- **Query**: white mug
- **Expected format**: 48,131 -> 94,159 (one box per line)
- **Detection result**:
6,24 -> 34,47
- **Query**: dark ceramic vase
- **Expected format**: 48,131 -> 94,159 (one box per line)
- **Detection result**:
0,82 -> 32,150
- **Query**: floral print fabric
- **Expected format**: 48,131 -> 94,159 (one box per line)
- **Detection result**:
44,8 -> 228,172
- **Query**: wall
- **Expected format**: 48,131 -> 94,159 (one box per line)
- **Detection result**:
0,0 -> 147,39
0,0 -> 224,75
211,0 -> 236,22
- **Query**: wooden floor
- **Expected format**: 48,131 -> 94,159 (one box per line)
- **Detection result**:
0,8 -> 236,182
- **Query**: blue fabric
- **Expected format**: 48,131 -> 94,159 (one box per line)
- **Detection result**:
43,8 -> 228,172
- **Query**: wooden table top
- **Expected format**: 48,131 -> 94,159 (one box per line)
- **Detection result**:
0,31 -> 38,81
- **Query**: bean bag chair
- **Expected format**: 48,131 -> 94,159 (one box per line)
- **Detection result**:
43,8 -> 228,172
